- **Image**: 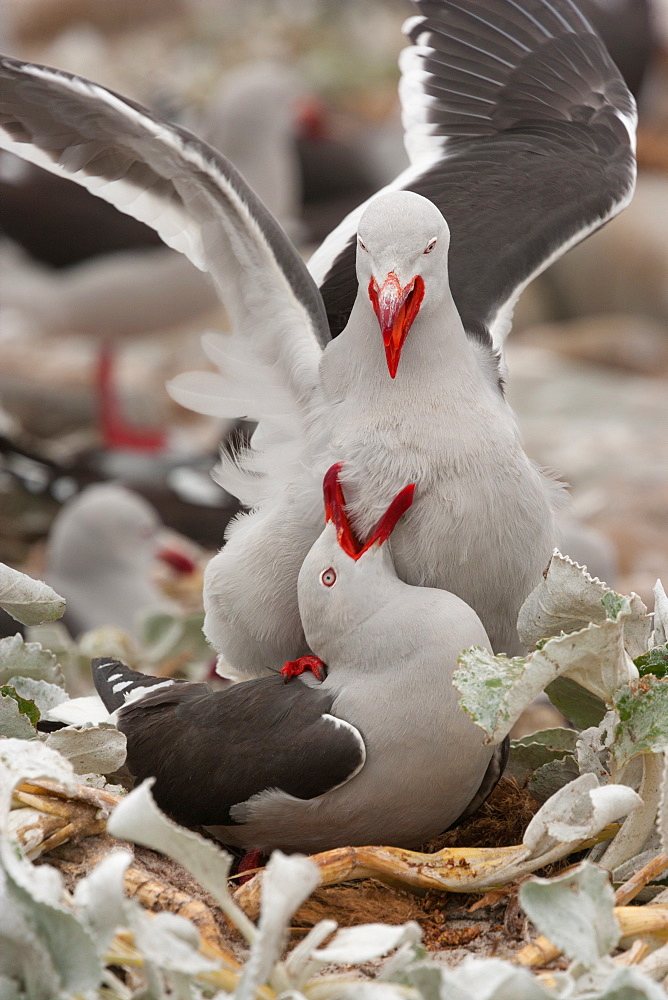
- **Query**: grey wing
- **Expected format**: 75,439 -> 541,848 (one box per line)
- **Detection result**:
117,674 -> 366,828
0,55 -> 328,400
311,0 -> 636,349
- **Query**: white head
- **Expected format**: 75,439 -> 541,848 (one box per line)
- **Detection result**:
355,190 -> 450,378
46,484 -> 193,579
297,464 -> 415,661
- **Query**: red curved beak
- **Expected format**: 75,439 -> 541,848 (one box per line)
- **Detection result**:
368,272 -> 425,378
323,463 -> 415,559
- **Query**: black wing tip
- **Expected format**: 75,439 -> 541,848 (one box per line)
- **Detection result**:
92,657 -> 167,713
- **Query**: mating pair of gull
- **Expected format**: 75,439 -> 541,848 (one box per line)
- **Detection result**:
1,0 -> 636,850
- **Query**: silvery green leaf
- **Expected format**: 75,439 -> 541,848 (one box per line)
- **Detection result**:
576,724 -> 612,780
0,635 -> 64,688
518,551 -> 650,657
454,647 -> 530,742
613,677 -> 668,766
313,922 -> 421,965
456,620 -> 635,743
657,752 -> 668,855
284,919 -> 338,987
6,678 -> 67,716
0,869 -> 64,1000
8,878 -> 102,993
45,723 -> 127,775
107,779 -> 255,941
574,964 -> 666,999
652,580 -> 668,647
0,746 -> 101,996
131,909 -> 219,975
0,692 -> 38,739
0,563 -> 65,626
400,956 -> 551,1000
545,677 -> 607,729
332,984 -> 414,1000
522,774 -> 641,857
634,644 -> 668,679
528,755 -> 580,803
237,851 -> 321,1000
506,728 -> 577,785
519,861 -> 618,969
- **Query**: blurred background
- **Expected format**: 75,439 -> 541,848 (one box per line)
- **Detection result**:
1,0 -> 668,654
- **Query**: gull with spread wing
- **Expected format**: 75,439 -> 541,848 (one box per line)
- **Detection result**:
0,0 -> 636,669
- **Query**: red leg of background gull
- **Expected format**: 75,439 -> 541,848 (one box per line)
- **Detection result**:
237,849 -> 265,885
96,342 -> 167,452
281,655 -> 328,683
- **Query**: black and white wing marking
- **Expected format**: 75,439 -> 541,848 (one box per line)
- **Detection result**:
95,660 -> 365,828
0,55 -> 328,401
311,0 -> 637,349
92,657 -> 203,714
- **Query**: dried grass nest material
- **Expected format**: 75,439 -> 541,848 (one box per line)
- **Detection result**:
13,774 -> 540,956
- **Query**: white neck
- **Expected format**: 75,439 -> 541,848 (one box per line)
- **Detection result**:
320,281 -> 500,409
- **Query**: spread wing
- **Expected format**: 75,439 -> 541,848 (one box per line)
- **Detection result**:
310,0 -> 637,350
94,659 -> 365,828
0,55 -> 328,417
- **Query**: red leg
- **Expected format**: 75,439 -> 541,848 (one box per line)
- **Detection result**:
96,343 -> 167,452
281,655 -> 327,683
237,849 -> 265,885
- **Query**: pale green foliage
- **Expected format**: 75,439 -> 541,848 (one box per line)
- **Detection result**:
1,545 -> 668,998
0,562 -> 66,627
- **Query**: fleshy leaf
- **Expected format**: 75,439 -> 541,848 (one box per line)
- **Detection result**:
131,909 -> 219,975
528,755 -> 580,804
313,922 -> 421,965
0,563 -> 66,626
45,724 -> 127,775
107,778 -> 256,942
456,620 -> 636,743
602,592 -> 628,621
634,644 -> 668,680
653,580 -> 668,646
522,774 -> 640,857
518,551 -> 650,657
545,677 -> 607,729
237,851 -> 321,1000
0,692 -> 38,739
72,850 -> 132,952
0,635 -> 64,688
5,678 -> 67,716
0,686 -> 39,727
519,862 -> 619,969
506,728 -> 577,785
613,677 -> 668,766
397,956 -> 551,1000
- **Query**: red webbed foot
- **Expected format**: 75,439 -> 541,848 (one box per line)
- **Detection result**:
281,655 -> 328,683
236,849 -> 265,885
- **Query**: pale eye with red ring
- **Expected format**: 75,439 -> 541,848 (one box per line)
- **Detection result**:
358,237 -> 368,251
423,237 -> 437,254
320,567 -> 337,587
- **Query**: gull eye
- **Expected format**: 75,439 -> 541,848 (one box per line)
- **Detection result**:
358,237 -> 368,252
423,237 -> 437,254
320,567 -> 337,587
